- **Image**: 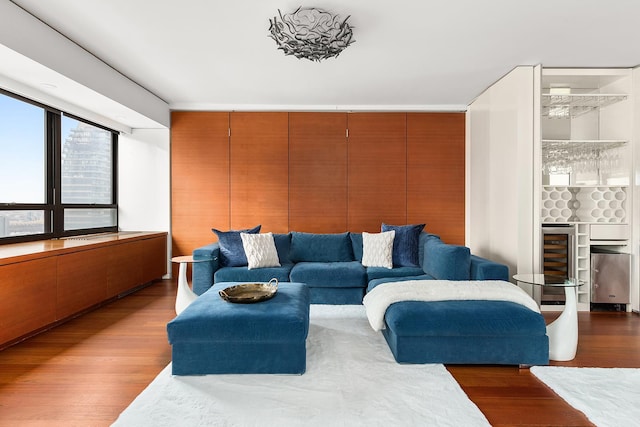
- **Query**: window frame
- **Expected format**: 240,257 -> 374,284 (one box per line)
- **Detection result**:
0,89 -> 118,244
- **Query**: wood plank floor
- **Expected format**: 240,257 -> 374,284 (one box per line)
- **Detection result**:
0,279 -> 638,426
450,309 -> 640,427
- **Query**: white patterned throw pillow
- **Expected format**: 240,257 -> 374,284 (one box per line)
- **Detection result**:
362,230 -> 395,269
240,232 -> 281,270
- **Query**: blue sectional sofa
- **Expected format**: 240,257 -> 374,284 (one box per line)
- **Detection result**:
192,231 -> 509,304
185,228 -> 549,367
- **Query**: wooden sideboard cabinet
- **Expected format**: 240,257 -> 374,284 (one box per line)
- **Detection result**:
0,232 -> 167,348
0,257 -> 57,347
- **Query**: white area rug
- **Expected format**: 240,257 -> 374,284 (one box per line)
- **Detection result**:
113,305 -> 489,427
531,366 -> 640,427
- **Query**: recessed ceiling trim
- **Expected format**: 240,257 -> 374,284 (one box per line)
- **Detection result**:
0,1 -> 169,128
0,72 -> 133,133
168,103 -> 468,112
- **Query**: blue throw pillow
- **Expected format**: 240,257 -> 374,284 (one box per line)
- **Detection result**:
381,223 -> 425,267
289,232 -> 354,262
212,225 -> 261,267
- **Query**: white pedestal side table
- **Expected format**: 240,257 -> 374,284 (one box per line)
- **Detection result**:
513,274 -> 583,361
171,255 -> 211,315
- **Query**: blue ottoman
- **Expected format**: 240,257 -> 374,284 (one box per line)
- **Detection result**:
167,282 -> 310,375
382,300 -> 549,366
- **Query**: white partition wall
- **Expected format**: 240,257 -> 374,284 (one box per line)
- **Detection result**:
466,66 -> 540,283
633,66 -> 640,312
118,129 -> 171,276
468,66 -> 640,312
465,84 -> 491,257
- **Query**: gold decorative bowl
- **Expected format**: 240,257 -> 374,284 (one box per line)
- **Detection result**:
219,278 -> 278,303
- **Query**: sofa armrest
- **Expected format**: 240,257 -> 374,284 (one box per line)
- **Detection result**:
192,243 -> 220,295
423,237 -> 471,280
470,255 -> 509,281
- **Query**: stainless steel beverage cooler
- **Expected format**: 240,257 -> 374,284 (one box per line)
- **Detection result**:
591,251 -> 630,304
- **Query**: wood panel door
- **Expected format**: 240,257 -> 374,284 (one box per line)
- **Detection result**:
289,113 -> 348,232
140,235 -> 168,283
407,113 -> 465,244
56,247 -> 110,319
0,258 -> 57,344
107,241 -> 143,298
171,112 -> 230,258
107,235 -> 167,298
347,113 -> 407,231
230,112 -> 289,233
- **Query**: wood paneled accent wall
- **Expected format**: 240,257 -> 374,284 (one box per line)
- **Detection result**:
348,113 -> 407,231
230,113 -> 289,232
407,113 -> 465,244
171,111 -> 465,258
171,112 -> 230,256
289,113 -> 348,232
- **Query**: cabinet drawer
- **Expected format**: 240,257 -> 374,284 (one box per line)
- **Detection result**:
590,224 -> 629,240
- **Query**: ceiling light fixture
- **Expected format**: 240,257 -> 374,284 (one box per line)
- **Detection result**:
268,7 -> 355,62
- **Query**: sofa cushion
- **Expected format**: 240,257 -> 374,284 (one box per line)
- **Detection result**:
308,287 -> 365,305
212,225 -> 261,267
214,264 -> 293,283
241,232 -> 281,269
290,261 -> 366,288
384,300 -> 547,337
366,274 -> 434,293
350,233 -> 364,261
381,223 -> 425,267
366,266 -> 427,285
361,231 -> 395,269
470,255 -> 509,281
289,232 -> 354,262
424,238 -> 471,280
418,232 -> 440,268
273,233 -> 292,264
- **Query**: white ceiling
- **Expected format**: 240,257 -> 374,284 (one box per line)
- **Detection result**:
3,0 -> 640,129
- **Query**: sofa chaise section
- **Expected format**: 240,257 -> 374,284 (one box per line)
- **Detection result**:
382,299 -> 549,365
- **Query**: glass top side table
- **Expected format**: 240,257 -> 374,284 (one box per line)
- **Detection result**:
513,274 -> 583,361
171,256 -> 212,315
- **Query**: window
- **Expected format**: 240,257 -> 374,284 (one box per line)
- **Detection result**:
60,115 -> 117,231
0,90 -> 118,243
0,94 -> 48,238
0,96 -> 46,203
